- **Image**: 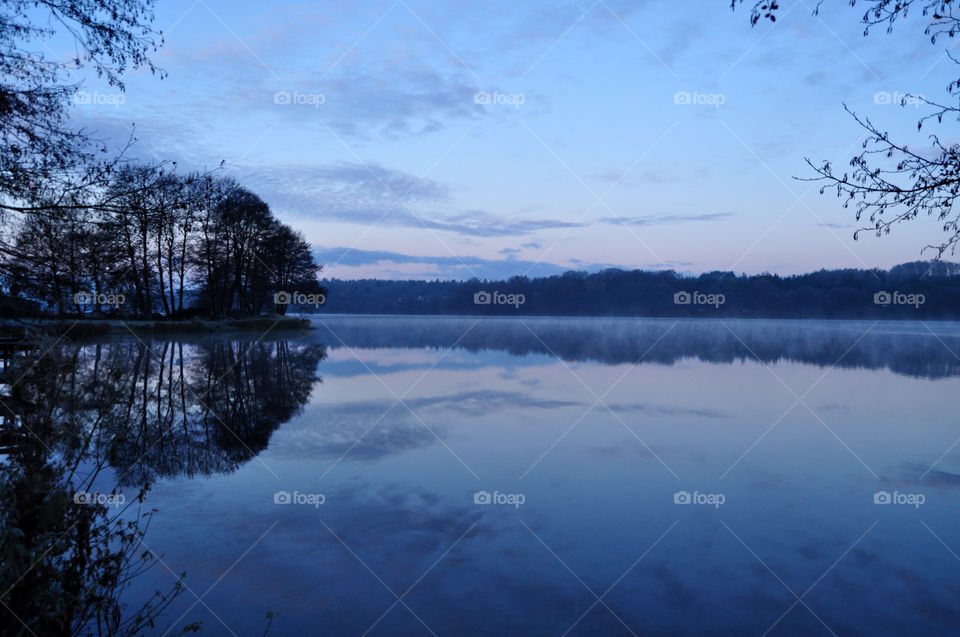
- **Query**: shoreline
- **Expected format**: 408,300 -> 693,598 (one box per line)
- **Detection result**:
1,316 -> 312,337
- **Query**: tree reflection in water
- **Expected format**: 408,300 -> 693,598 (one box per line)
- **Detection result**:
0,334 -> 325,635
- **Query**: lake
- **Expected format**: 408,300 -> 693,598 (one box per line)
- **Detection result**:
4,316 -> 960,635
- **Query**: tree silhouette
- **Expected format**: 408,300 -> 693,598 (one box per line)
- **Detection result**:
735,0 -> 960,256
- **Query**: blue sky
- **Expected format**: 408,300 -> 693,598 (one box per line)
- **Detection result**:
66,0 -> 958,279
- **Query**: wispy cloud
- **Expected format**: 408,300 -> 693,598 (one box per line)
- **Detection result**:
598,212 -> 735,226
816,221 -> 853,229
241,161 -> 592,237
315,246 -> 596,279
245,162 -> 736,238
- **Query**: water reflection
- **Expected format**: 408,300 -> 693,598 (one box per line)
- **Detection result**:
3,317 -> 960,635
314,316 -> 960,379
0,335 -> 325,635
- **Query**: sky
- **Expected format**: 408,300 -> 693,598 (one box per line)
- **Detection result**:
63,0 -> 960,279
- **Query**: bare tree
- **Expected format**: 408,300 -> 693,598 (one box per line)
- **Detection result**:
0,0 -> 163,211
734,0 -> 960,256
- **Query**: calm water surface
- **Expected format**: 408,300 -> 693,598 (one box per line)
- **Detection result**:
21,317 -> 960,635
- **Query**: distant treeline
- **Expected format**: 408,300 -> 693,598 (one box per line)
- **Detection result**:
317,261 -> 960,318
0,166 -> 323,318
